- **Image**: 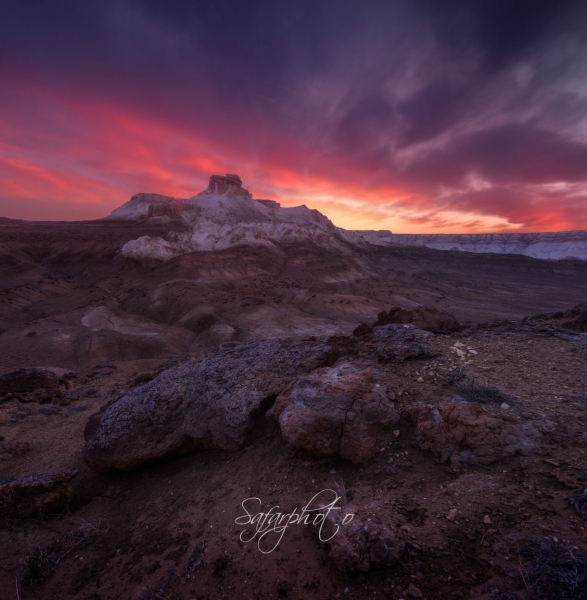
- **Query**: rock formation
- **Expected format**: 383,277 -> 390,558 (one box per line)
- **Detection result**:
111,174 -> 362,257
268,361 -> 399,463
84,324 -> 437,471
410,401 -> 553,470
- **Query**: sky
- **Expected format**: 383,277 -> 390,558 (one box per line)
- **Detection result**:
1,0 -> 587,233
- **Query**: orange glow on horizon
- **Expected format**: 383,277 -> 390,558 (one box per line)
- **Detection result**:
0,76 -> 585,233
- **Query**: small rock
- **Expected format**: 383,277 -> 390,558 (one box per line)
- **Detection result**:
447,508 -> 458,521
393,430 -> 401,438
417,377 -> 424,383
407,583 -> 423,598
501,403 -> 510,410
483,515 -> 492,524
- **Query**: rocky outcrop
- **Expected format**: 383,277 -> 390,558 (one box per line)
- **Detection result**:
376,305 -> 461,333
0,470 -> 77,517
84,338 -> 332,471
116,174 -> 354,258
410,402 -> 552,470
268,361 -> 399,463
318,501 -> 405,572
84,323 -> 442,470
205,174 -> 252,198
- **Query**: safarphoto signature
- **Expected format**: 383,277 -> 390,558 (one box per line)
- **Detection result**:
235,489 -> 355,554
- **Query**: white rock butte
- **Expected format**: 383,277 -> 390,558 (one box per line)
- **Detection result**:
110,174 -> 390,259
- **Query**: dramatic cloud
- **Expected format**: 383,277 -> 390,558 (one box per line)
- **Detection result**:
1,0 -> 587,231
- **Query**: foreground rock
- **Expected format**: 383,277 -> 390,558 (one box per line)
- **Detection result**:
85,325 -> 441,470
0,470 -> 77,517
84,338 -> 332,471
318,501 -> 405,572
268,361 -> 399,463
410,401 -> 553,470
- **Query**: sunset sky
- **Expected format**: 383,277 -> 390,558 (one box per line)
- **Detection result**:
2,0 -> 587,232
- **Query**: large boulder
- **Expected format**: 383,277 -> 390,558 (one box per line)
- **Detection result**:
84,338 -> 332,471
376,305 -> 461,333
268,361 -> 399,463
410,402 -> 552,470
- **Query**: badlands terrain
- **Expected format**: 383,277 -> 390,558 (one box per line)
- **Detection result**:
1,175 -> 587,600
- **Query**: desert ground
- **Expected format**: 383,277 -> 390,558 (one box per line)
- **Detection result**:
1,217 -> 587,600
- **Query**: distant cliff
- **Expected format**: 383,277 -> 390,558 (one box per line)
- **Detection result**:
383,232 -> 587,260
